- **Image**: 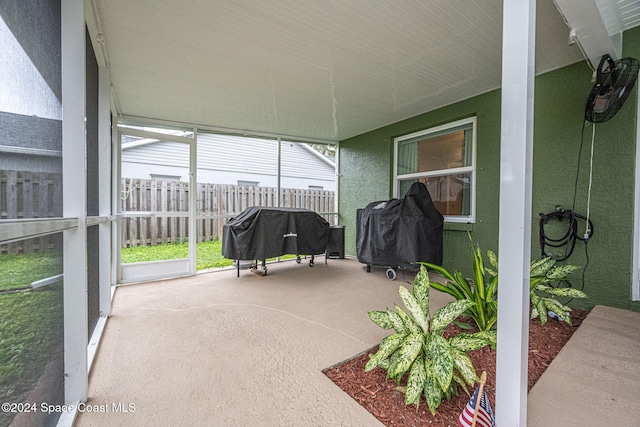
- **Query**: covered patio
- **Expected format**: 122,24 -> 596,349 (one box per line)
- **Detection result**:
75,259 -> 640,426
2,0 -> 640,426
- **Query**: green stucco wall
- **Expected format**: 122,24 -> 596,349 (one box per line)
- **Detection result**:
625,27 -> 640,312
339,28 -> 640,311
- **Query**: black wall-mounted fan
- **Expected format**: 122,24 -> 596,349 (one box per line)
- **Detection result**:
585,54 -> 640,123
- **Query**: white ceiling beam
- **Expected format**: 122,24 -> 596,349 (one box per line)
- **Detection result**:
554,0 -> 623,66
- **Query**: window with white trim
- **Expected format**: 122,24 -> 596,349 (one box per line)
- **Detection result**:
394,117 -> 476,223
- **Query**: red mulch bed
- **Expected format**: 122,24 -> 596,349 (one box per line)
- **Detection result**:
324,309 -> 589,426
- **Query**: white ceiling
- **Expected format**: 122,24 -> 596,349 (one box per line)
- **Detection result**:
90,0 -> 634,142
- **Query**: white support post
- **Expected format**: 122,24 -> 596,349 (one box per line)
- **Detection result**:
277,137 -> 282,207
98,67 -> 112,316
335,141 -> 340,225
62,0 -> 88,405
189,129 -> 197,275
112,126 -> 122,285
496,0 -> 536,425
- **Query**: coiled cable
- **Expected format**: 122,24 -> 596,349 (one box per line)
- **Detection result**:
539,207 -> 593,261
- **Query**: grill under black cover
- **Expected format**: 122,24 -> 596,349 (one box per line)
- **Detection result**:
356,182 -> 444,271
222,207 -> 330,261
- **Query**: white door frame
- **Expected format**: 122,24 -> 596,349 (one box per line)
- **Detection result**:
117,127 -> 197,283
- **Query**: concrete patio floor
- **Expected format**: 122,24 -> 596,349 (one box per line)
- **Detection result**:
528,304 -> 640,427
76,257 -> 640,426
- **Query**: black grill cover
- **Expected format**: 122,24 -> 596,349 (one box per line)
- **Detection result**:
222,207 -> 330,260
356,182 -> 444,270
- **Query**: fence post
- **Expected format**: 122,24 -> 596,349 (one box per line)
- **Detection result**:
168,181 -> 176,243
215,184 -> 221,240
150,179 -> 158,245
139,179 -> 148,246
179,181 -> 187,242
130,179 -> 139,247
121,179 -> 127,247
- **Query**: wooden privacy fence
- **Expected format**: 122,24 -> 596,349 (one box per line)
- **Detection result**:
1,170 -> 62,254
121,178 -> 336,247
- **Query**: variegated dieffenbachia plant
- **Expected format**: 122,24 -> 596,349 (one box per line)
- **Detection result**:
425,231 -> 587,328
482,251 -> 587,326
527,258 -> 587,325
365,265 -> 496,414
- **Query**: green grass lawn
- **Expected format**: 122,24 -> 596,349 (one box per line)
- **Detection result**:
121,239 -> 297,270
0,250 -> 63,407
0,252 -> 63,291
121,239 -> 234,270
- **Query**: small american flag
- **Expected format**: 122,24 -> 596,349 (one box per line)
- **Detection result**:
458,375 -> 495,427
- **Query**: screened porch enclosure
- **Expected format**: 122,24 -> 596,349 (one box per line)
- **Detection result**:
117,125 -> 337,282
2,0 -> 639,426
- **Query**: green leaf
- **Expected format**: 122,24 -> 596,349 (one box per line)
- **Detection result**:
377,358 -> 390,370
542,299 -> 572,324
453,272 -> 474,299
364,357 -> 378,372
530,257 -> 555,276
539,306 -> 550,326
423,262 -> 456,284
399,285 -> 429,332
477,329 -> 498,347
443,382 -> 460,401
530,292 -> 547,325
449,330 -> 496,352
430,279 -> 466,301
541,297 -> 571,313
367,310 -> 394,329
406,356 -> 427,405
428,334 -> 454,391
423,263 -> 467,301
387,352 -> 401,381
472,289 -> 487,331
424,365 -> 444,415
454,321 -> 475,330
471,244 -> 486,301
536,284 -> 588,299
387,308 -> 408,333
486,275 -> 498,302
413,265 -> 431,315
395,304 -> 421,334
364,332 -> 406,371
452,372 -> 471,397
487,249 -> 499,270
452,349 -> 478,386
546,264 -> 580,279
431,300 -> 475,334
390,333 -> 423,378
531,305 -> 539,320
529,275 -> 548,290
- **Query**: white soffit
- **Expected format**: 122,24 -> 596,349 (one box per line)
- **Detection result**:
554,0 -> 640,67
93,0 -> 585,141
596,0 -> 640,33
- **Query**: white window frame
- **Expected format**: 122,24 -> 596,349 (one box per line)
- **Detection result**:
393,116 -> 477,223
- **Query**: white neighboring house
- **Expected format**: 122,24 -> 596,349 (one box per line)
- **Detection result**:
121,133 -> 336,191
